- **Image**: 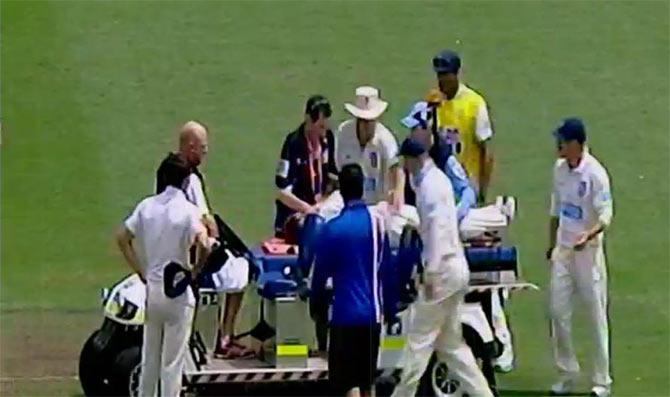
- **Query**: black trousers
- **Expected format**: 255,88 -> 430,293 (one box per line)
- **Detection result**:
328,324 -> 381,395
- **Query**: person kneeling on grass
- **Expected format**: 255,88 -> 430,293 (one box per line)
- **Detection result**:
311,163 -> 396,397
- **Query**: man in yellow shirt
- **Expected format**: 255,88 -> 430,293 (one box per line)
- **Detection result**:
429,50 -> 516,374
430,49 -> 494,203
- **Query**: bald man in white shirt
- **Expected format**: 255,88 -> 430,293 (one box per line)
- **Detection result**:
156,121 -> 252,359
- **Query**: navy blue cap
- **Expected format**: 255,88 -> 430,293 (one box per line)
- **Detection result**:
432,49 -> 461,74
163,262 -> 192,299
399,137 -> 428,157
553,118 -> 587,144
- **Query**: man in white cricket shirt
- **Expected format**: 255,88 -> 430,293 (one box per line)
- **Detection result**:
391,137 -> 492,397
117,155 -> 213,397
335,86 -> 404,208
547,118 -> 613,397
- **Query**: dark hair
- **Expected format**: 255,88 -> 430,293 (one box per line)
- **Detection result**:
305,95 -> 332,122
163,155 -> 191,189
339,163 -> 364,202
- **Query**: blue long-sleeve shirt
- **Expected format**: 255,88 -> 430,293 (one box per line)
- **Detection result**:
443,156 -> 477,222
311,200 -> 394,326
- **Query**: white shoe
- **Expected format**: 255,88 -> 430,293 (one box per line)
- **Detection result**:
493,362 -> 514,373
590,385 -> 611,397
502,196 -> 516,221
495,195 -> 504,208
493,344 -> 515,373
550,377 -> 576,395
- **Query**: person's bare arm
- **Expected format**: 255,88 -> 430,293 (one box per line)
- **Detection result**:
389,164 -> 405,210
475,101 -> 494,203
277,188 -> 315,214
202,214 -> 219,239
192,227 -> 213,277
116,226 -> 145,282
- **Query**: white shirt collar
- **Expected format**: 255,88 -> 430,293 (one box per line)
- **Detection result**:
353,120 -> 382,148
161,185 -> 186,199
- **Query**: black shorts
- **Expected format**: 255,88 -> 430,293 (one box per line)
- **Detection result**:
328,324 -> 381,394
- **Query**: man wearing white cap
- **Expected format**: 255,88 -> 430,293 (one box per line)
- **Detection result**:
335,86 -> 404,209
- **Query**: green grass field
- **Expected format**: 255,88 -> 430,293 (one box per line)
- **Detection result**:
2,1 -> 668,396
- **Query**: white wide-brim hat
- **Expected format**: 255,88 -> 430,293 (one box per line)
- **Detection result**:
344,86 -> 388,120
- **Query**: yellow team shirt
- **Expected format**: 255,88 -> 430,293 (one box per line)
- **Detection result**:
429,84 -> 493,192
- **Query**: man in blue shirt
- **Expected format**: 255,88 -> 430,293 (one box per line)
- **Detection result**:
311,163 -> 394,397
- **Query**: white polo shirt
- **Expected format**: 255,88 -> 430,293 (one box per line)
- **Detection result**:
124,186 -> 206,284
335,120 -> 399,204
550,152 -> 613,248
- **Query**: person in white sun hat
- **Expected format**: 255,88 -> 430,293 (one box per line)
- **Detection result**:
335,86 -> 405,210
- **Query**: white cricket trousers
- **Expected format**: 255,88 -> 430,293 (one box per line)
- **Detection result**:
139,282 -> 195,397
550,244 -> 611,387
392,292 -> 493,397
459,205 -> 507,240
491,290 -> 514,368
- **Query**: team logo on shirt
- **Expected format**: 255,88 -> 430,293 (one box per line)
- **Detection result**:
578,181 -> 587,198
369,152 -> 378,168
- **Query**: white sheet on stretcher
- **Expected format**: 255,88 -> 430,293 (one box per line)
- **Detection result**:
459,205 -> 508,239
317,190 -> 509,244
